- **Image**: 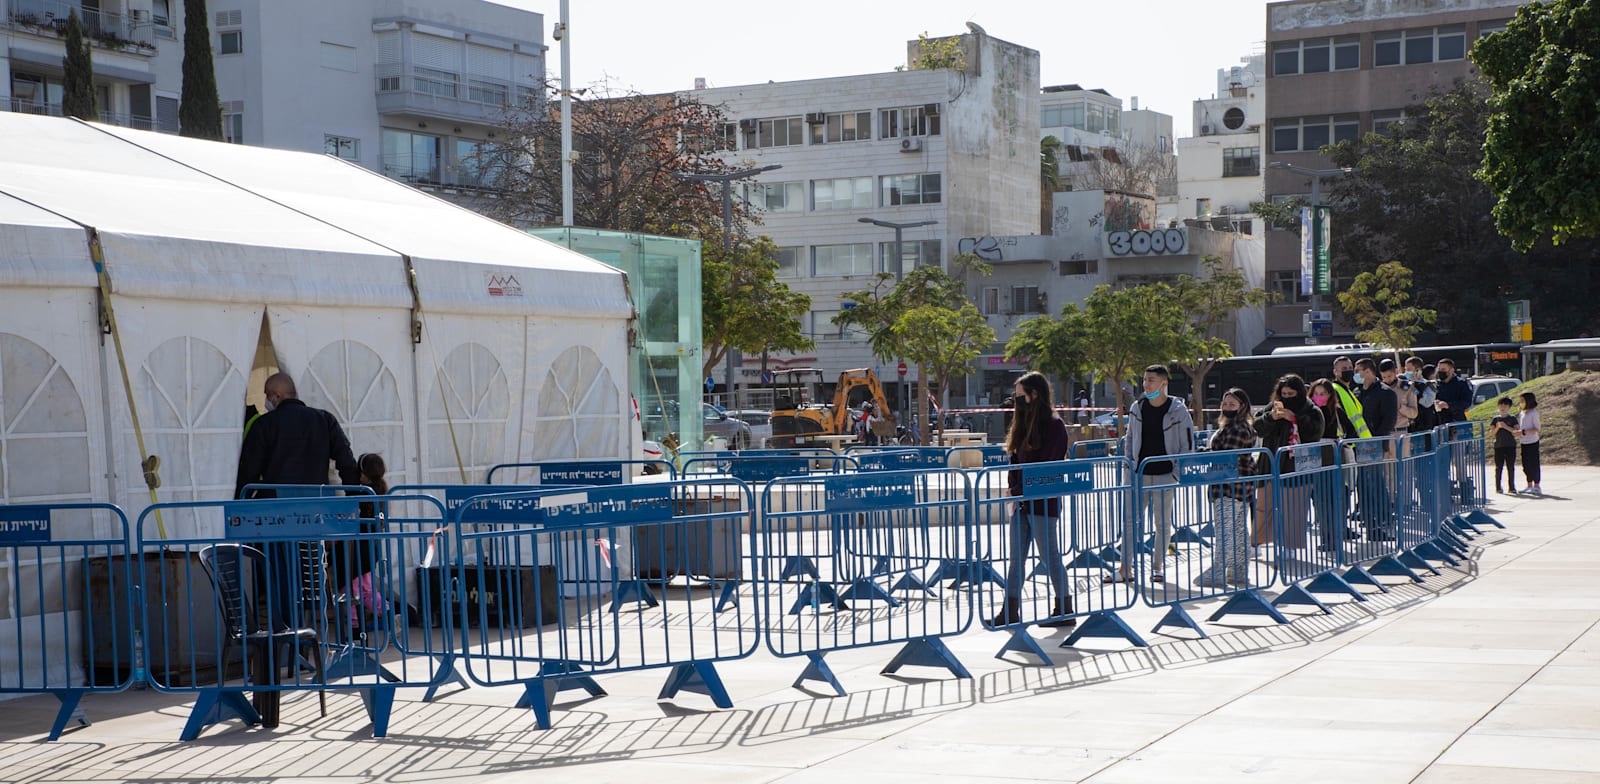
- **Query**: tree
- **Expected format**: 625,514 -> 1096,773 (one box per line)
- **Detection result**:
1075,140 -> 1177,200
1171,256 -> 1276,412
1472,0 -> 1600,250
180,0 -> 223,140
902,31 -> 967,72
61,11 -> 96,121
700,235 -> 814,377
1006,283 -> 1187,419
836,255 -> 994,443
1335,261 -> 1438,364
1040,135 -> 1062,233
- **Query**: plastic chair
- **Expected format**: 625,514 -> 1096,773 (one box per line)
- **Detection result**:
198,544 -> 326,728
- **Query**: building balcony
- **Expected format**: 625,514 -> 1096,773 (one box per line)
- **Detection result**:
7,97 -> 156,130
379,152 -> 507,192
5,0 -> 156,53
375,64 -> 538,124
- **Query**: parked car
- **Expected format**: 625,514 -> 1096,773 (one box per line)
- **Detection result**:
726,409 -> 772,449
1468,376 -> 1523,407
702,402 -> 754,450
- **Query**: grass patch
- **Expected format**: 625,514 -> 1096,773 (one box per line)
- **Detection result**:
1467,370 -> 1600,466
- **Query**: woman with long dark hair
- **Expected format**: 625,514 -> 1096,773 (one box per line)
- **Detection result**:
1197,388 -> 1257,587
1253,374 -> 1323,553
994,371 -> 1075,628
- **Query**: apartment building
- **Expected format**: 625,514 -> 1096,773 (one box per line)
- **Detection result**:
692,29 -> 1040,405
2,0 -> 543,198
1041,84 -> 1175,207
1262,0 -> 1527,346
1176,54 -> 1265,237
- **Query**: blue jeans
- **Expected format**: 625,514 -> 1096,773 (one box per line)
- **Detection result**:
1004,509 -> 1069,603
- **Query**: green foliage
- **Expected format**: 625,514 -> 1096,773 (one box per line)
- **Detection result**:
701,235 -> 814,377
1170,256 -> 1276,410
1040,136 -> 1062,191
60,11 -> 96,120
1321,81 -> 1599,342
1007,283 -> 1187,414
1472,0 -> 1600,250
1335,262 -> 1438,354
179,0 -> 223,140
908,32 -> 967,72
1248,196 -> 1307,234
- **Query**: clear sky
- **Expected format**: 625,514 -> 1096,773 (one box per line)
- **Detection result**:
491,0 -> 1270,137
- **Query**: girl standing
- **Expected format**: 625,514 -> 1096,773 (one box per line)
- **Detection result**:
994,371 -> 1075,628
1519,392 -> 1542,495
1198,388 -> 1257,587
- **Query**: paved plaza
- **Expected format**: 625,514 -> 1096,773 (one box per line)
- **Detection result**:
1,465 -> 1596,783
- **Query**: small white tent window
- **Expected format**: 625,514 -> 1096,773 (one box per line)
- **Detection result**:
428,343 -> 510,483
141,336 -> 246,502
300,340 -> 404,480
1,333 -> 91,504
532,346 -> 621,458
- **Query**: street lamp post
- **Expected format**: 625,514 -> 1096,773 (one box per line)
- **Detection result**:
857,217 -> 938,431
1267,161 -> 1352,344
675,164 -> 783,407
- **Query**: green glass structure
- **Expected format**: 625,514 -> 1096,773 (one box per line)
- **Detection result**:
528,228 -> 703,455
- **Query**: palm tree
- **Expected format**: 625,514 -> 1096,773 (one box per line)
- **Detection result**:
1040,135 -> 1063,233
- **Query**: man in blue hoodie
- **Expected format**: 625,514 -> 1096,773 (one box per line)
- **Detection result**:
1113,365 -> 1194,585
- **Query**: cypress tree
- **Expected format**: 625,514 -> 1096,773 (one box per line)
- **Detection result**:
61,10 -> 97,120
179,0 -> 223,139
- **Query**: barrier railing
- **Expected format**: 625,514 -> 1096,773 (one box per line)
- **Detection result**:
135,493 -> 452,740
1336,434 -> 1425,586
844,445 -> 953,471
0,502 -> 133,740
452,480 -> 758,728
1440,421 -> 1502,531
1072,438 -> 1120,459
682,453 -> 857,482
1268,442 -> 1366,612
486,458 -> 675,485
972,456 -> 1141,660
759,469 -> 974,694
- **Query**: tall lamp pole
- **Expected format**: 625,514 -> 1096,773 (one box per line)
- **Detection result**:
1267,161 -> 1351,344
857,217 -> 938,429
675,164 -> 783,407
556,1 -> 573,226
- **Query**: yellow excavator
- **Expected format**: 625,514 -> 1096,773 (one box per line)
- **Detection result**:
769,368 -> 898,448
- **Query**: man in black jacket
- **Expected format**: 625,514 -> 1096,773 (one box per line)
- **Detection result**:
235,372 -> 359,498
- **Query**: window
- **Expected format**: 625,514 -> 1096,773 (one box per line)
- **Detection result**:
1041,102 -> 1085,130
812,310 -> 844,341
1271,115 -> 1359,153
155,95 -> 179,133
1372,110 -> 1408,136
223,109 -> 243,144
152,0 -> 171,27
1477,19 -> 1511,39
414,67 -> 458,99
878,240 -> 942,276
467,79 -> 509,106
981,287 -> 1000,315
1059,259 -> 1097,276
1222,146 -> 1260,177
812,243 -> 873,277
324,135 -> 359,160
1086,103 -> 1106,133
880,105 -> 940,138
812,177 -> 873,211
716,122 -> 738,151
219,30 -> 243,55
381,129 -> 441,181
1273,37 -> 1360,75
1271,270 -> 1311,303
745,181 -> 805,213
775,246 -> 802,277
454,140 -> 504,188
1196,198 -> 1212,217
1009,286 -> 1044,314
811,111 -> 871,144
756,116 -> 803,148
1266,193 -> 1309,231
320,42 -> 356,72
1376,26 -> 1465,67
880,173 -> 942,206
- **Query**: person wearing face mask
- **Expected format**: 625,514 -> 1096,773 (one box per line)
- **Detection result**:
1330,356 -> 1373,439
1253,375 -> 1323,553
1307,378 -> 1350,550
1379,359 -> 1417,434
1433,358 -> 1473,425
1114,365 -> 1194,586
1197,389 -> 1260,588
995,372 -> 1075,628
1353,358 -> 1398,540
235,372 -> 361,499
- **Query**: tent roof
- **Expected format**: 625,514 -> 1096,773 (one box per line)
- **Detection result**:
0,191 -> 95,290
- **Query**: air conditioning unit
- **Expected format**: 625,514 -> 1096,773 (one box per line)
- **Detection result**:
738,119 -> 756,133
1199,124 -> 1213,135
1218,205 -> 1234,215
923,103 -> 941,116
899,138 -> 923,152
805,112 -> 825,125
131,9 -> 149,22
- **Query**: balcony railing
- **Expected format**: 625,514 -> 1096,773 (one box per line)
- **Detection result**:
8,97 -> 155,130
379,152 -> 507,191
1223,158 -> 1261,178
374,64 -> 538,123
6,0 -> 155,50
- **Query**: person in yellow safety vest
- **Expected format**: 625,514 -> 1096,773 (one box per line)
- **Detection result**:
1330,355 -> 1373,439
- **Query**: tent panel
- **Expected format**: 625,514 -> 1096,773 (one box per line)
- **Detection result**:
0,193 -> 96,290
521,321 -> 630,461
413,314 -> 526,484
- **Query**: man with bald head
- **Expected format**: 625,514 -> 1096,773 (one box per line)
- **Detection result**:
234,372 -> 359,498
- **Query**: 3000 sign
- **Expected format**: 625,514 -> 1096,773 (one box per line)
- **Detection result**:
1107,228 -> 1187,256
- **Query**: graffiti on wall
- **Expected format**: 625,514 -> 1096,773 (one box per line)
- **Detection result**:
1102,192 -> 1155,234
957,235 -> 1015,262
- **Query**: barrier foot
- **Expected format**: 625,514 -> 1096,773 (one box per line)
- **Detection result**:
713,580 -> 742,613
1399,549 -> 1443,575
609,579 -> 660,612
933,558 -> 1005,590
1342,565 -> 1392,593
359,686 -> 396,738
794,652 -> 847,696
1272,584 -> 1333,615
1065,549 -> 1114,573
1063,611 -> 1149,648
46,690 -> 87,741
1445,518 -> 1478,541
1367,555 -> 1425,583
1150,604 -> 1210,638
995,627 -> 1055,664
1173,527 -> 1212,548
1451,515 -> 1485,535
840,578 -> 901,607
882,637 -> 971,679
1436,531 -> 1471,557
1207,590 -> 1291,625
324,645 -> 402,684
421,652 -> 469,702
659,661 -> 734,709
515,661 -> 607,709
1303,570 -> 1368,602
870,556 -> 893,576
1099,545 -> 1124,563
1466,509 -> 1506,530
889,570 -> 936,597
1197,522 -> 1216,539
179,689 -> 260,741
780,555 -> 820,580
789,581 -> 849,615
1413,540 -> 1460,566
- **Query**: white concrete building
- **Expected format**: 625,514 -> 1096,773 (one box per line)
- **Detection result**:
692,29 -> 1040,407
2,0 -> 543,198
1176,54 -> 1265,234
1040,85 -> 1177,227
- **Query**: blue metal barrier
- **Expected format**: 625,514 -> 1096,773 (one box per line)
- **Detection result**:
947,445 -> 1009,469
135,493 -> 453,740
972,457 -> 1142,660
759,469 -> 974,694
1268,442 -> 1365,612
241,483 -> 375,497
0,503 -> 133,740
485,459 -> 675,485
452,479 -> 759,728
682,453 -> 857,481
844,445 -> 953,471
1072,438 -> 1120,459
1336,435 -> 1423,586
1440,421 -> 1501,530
